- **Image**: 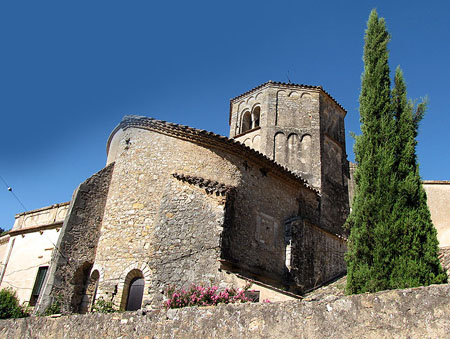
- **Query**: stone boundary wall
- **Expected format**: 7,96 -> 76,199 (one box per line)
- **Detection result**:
2,283 -> 449,338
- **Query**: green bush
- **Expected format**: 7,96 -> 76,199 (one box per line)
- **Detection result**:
92,297 -> 116,313
0,288 -> 29,319
43,295 -> 62,316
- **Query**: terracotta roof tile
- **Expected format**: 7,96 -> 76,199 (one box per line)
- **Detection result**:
109,115 -> 319,194
228,81 -> 346,123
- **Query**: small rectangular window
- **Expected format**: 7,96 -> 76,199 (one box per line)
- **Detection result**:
29,266 -> 48,306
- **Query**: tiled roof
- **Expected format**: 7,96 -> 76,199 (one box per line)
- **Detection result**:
229,81 -> 346,121
108,115 -> 319,194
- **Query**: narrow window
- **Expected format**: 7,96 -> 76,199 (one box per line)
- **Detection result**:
252,106 -> 261,128
241,111 -> 251,133
126,277 -> 145,311
29,266 -> 48,306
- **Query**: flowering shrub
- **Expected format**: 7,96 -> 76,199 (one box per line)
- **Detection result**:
164,284 -> 251,309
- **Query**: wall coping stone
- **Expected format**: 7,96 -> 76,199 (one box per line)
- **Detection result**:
1,283 -> 449,338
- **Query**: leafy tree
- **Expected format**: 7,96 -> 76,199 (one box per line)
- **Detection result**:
346,10 -> 446,294
0,288 -> 29,319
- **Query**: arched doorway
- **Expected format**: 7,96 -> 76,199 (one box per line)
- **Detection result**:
125,277 -> 145,311
70,262 -> 93,313
120,268 -> 145,311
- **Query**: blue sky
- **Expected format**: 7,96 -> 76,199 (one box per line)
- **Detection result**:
1,1 -> 449,229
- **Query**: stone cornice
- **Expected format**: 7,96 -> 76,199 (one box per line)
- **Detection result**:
8,222 -> 62,237
14,202 -> 70,218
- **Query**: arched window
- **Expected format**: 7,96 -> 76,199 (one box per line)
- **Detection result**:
120,269 -> 145,311
241,111 -> 251,133
252,106 -> 261,128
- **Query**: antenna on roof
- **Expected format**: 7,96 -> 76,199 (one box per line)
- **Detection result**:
286,71 -> 292,84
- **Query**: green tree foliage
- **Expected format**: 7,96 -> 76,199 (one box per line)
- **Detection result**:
388,68 -> 447,287
346,10 -> 447,294
0,288 -> 29,319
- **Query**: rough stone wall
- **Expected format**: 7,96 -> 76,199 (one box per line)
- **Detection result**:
94,128 -> 242,308
220,160 -> 321,292
36,164 -> 114,314
319,94 -> 350,236
230,84 -> 349,237
290,221 -> 347,292
234,128 -> 261,151
2,283 -> 450,338
230,86 -> 322,189
146,177 -> 229,305
439,247 -> 450,277
95,125 -> 326,308
347,161 -> 357,209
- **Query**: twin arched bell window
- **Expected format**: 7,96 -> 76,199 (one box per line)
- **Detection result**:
241,106 -> 261,134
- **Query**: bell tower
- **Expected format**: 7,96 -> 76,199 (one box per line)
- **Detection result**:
229,81 -> 350,235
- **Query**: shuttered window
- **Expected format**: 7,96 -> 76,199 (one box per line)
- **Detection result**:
29,266 -> 48,306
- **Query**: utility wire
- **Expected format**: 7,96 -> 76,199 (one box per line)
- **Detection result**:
0,174 -> 28,211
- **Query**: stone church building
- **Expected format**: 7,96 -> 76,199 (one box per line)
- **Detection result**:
1,81 -> 447,314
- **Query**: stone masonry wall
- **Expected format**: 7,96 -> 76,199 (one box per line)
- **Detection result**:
291,221 -> 347,292
230,84 -> 349,238
94,128 -> 241,308
319,94 -> 350,236
220,157 -> 321,291
36,164 -> 114,314
230,85 -> 322,189
2,283 -> 450,338
146,177 -> 229,306
95,125 -> 323,308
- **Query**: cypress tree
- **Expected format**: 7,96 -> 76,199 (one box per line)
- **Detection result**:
346,10 -> 447,294
346,9 -> 396,294
388,67 -> 447,287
